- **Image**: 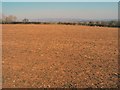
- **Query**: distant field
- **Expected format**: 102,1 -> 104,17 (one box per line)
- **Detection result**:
2,24 -> 118,88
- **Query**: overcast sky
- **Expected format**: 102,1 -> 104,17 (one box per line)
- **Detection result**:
2,2 -> 118,20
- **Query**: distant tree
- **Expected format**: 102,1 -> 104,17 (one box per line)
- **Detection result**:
2,15 -> 17,23
6,15 -> 17,23
2,14 -> 6,23
89,21 -> 95,26
12,16 -> 17,22
5,16 -> 11,23
0,19 -> 2,24
22,18 -> 29,23
108,21 -> 118,27
84,22 -> 89,25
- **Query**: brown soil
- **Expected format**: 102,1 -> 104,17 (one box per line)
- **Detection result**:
2,24 -> 118,88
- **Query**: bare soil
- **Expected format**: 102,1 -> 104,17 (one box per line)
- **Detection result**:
2,24 -> 118,88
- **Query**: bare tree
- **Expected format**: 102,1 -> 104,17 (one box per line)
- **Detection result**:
108,21 -> 118,27
2,15 -> 17,23
2,14 -> 6,23
22,18 -> 29,23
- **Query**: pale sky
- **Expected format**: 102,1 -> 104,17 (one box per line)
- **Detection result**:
1,0 -> 120,2
1,2 -> 118,20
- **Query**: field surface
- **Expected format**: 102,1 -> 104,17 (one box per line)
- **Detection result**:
2,24 -> 118,88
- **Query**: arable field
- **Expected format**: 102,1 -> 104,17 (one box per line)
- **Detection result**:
2,24 -> 118,88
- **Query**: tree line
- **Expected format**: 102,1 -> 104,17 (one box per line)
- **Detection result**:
0,15 -> 119,28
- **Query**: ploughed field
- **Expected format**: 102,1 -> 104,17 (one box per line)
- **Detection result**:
2,24 -> 118,88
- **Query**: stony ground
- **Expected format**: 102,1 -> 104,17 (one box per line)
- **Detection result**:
2,24 -> 118,88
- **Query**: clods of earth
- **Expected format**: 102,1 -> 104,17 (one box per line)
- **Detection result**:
2,24 -> 119,88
